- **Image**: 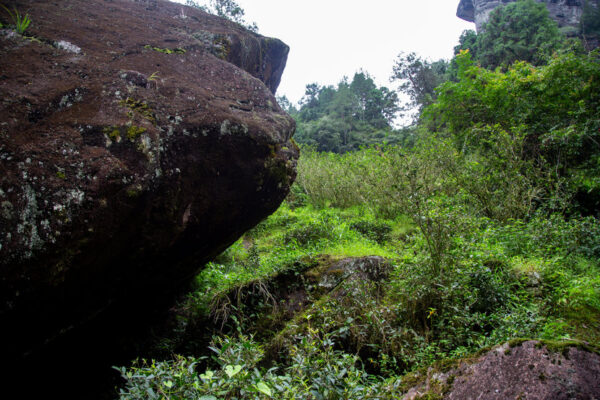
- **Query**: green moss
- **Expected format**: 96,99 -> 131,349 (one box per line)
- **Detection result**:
103,125 -> 146,143
120,97 -> 155,124
126,184 -> 143,198
431,358 -> 461,374
415,394 -> 443,400
266,158 -> 291,187
56,171 -> 66,179
508,338 -> 599,357
562,306 -> 600,345
397,369 -> 427,393
143,44 -> 186,54
103,126 -> 121,142
536,339 -> 600,357
290,138 -> 301,153
212,35 -> 231,59
126,125 -> 147,141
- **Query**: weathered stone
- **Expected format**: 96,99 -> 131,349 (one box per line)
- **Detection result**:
457,0 -> 596,32
0,0 -> 297,373
402,340 -> 600,399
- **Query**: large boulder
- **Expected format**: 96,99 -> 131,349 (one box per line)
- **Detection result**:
457,0 -> 591,32
0,0 -> 297,368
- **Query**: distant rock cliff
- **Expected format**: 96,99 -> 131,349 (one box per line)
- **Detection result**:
0,0 -> 297,375
457,0 -> 593,32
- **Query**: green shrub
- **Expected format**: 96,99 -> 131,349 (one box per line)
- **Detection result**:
283,223 -> 333,246
350,220 -> 392,243
118,331 -> 382,400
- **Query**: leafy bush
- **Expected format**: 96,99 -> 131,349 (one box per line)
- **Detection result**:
117,333 -> 276,400
425,50 -> 600,167
118,331 -> 381,400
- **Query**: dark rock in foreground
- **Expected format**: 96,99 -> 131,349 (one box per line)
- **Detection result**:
0,0 -> 297,375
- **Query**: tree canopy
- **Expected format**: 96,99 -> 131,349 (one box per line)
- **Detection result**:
390,52 -> 449,118
186,0 -> 258,32
291,72 -> 404,153
474,0 -> 562,69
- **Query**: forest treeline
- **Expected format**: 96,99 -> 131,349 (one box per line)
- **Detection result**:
116,1 -> 600,398
282,0 -> 600,215
285,0 -> 599,158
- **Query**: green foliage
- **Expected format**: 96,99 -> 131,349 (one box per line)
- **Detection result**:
117,333 -> 274,400
391,52 -> 450,117
425,50 -> 600,213
454,29 -> 478,57
0,4 -> 31,35
119,146 -> 600,395
447,126 -> 544,221
293,147 -> 376,209
186,0 -> 258,32
117,13 -> 600,396
118,329 -> 399,399
283,222 -> 333,246
293,72 -> 401,152
426,50 -> 600,146
474,0 -> 562,70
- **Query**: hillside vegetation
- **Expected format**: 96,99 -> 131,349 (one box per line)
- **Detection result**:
116,1 -> 600,398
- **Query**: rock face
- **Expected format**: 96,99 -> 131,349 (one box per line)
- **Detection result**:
0,0 -> 297,369
457,0 -> 593,32
403,340 -> 600,399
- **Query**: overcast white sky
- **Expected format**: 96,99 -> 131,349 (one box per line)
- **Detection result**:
172,1 -> 474,105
